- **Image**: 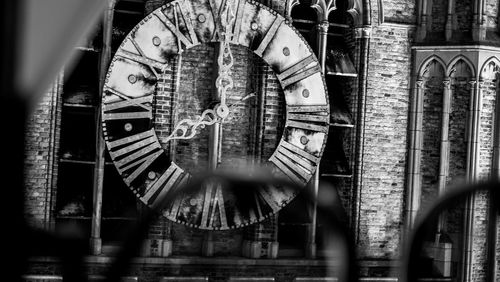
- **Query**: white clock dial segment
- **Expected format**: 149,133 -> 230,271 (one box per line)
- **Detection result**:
102,0 -> 329,230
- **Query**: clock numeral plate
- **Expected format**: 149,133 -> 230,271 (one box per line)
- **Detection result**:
142,162 -> 190,210
153,1 -> 199,53
107,129 -> 163,185
200,181 -> 228,230
270,140 -> 319,185
277,55 -> 321,88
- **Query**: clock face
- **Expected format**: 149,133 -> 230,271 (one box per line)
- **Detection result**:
102,0 -> 329,230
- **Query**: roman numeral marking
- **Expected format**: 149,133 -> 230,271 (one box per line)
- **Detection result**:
105,96 -> 151,112
108,129 -> 163,185
117,49 -> 167,72
168,196 -> 184,219
201,182 -> 228,229
286,120 -> 328,133
270,140 -> 319,185
231,0 -> 245,42
287,105 -> 329,132
256,187 -> 280,213
142,162 -> 190,210
288,108 -> 329,122
103,88 -> 152,121
254,17 -> 284,57
277,55 -> 321,88
127,38 -> 160,79
154,2 -> 199,52
208,0 -> 226,40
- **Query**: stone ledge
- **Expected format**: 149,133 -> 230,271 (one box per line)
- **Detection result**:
28,256 -> 333,266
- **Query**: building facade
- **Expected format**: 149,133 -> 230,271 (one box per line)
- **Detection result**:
23,0 -> 500,281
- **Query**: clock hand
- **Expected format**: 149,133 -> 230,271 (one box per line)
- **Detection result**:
214,1 -> 236,119
165,108 -> 218,143
224,93 -> 257,124
226,92 -> 256,111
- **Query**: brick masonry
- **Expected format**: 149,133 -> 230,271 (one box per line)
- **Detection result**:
357,4 -> 415,258
421,72 -> 444,213
24,75 -> 62,229
486,0 -> 499,30
21,0 -> 500,280
382,0 -> 416,24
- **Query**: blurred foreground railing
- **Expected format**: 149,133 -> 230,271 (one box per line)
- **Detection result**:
11,171 -> 500,282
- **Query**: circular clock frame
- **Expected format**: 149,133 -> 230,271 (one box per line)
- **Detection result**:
102,0 -> 330,230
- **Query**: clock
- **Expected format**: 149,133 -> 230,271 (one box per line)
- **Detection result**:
102,0 -> 329,230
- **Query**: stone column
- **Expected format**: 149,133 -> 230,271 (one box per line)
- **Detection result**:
438,78 -> 452,201
445,0 -> 455,41
462,79 -> 482,282
406,78 -> 425,230
307,0 -> 336,259
417,0 -> 429,41
90,0 -> 116,255
472,0 -> 487,41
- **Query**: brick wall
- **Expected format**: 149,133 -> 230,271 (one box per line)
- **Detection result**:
421,75 -> 444,212
445,76 -> 470,266
470,77 -> 498,281
430,1 -> 447,34
497,216 -> 500,281
448,79 -> 469,185
382,0 -> 416,24
455,0 -> 474,34
486,0 -> 499,30
357,5 -> 416,257
24,76 -> 62,229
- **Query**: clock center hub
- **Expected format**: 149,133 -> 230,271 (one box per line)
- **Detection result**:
216,104 -> 230,119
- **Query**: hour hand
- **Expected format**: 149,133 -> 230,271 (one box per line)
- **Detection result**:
165,108 -> 218,143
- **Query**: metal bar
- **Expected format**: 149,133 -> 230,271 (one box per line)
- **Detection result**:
91,0 -> 116,256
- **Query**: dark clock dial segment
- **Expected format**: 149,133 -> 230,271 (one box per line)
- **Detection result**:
102,0 -> 329,230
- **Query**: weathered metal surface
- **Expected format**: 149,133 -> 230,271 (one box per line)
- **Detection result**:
102,0 -> 329,230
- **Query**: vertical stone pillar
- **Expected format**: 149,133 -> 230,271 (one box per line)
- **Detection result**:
462,79 -> 482,282
90,0 -> 116,255
437,78 -> 452,232
406,78 -> 425,230
445,0 -> 455,41
417,0 -> 429,41
432,78 -> 453,277
487,72 -> 500,282
308,0 -> 335,259
472,0 -> 487,41
438,79 -> 452,198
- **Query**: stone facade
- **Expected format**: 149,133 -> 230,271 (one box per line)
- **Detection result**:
22,0 -> 500,281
